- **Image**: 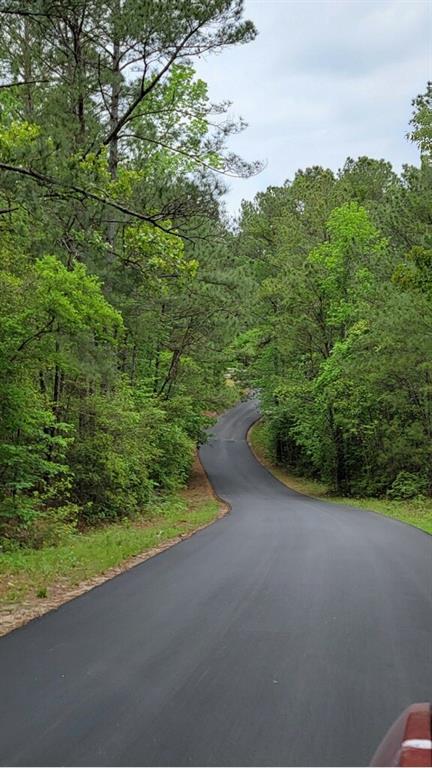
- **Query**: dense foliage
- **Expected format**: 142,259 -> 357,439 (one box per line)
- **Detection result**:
0,0 -> 256,546
234,83 -> 432,498
1,1 -> 430,551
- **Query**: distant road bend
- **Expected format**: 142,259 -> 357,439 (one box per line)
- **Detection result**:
1,399 -> 432,767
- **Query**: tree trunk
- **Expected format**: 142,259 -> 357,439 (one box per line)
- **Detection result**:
107,2 -> 122,247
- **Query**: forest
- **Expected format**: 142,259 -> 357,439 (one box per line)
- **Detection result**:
0,0 -> 431,556
236,102 -> 432,499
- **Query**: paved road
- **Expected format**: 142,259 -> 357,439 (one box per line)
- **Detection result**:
1,400 -> 431,767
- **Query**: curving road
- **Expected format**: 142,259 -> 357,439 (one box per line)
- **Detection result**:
1,400 -> 432,766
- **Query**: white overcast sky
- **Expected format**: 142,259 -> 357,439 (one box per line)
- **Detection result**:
195,0 -> 432,214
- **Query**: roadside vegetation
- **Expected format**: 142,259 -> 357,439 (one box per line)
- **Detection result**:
0,497 -> 218,606
0,456 -> 224,634
249,420 -> 432,536
0,1 -> 254,555
0,1 -> 431,625
233,83 -> 432,506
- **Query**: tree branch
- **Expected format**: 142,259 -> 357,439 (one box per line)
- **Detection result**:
9,315 -> 55,362
0,79 -> 50,89
0,161 -> 193,239
101,20 -> 206,149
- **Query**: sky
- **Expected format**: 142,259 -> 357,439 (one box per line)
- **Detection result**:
195,0 -> 432,214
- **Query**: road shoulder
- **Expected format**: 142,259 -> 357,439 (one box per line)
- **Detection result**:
248,419 -> 432,536
0,454 -> 228,637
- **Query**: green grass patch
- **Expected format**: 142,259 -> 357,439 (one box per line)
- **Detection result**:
248,420 -> 432,535
0,495 -> 219,606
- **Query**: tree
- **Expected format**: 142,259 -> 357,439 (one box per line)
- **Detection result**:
234,89 -> 432,497
0,0 -> 257,545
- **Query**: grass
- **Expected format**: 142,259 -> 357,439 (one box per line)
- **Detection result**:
0,459 -> 221,612
248,420 -> 432,536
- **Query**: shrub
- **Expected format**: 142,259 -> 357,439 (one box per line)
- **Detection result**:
68,386 -> 195,524
387,471 -> 428,500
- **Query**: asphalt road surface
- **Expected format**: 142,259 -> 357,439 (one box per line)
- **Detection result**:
1,399 -> 432,767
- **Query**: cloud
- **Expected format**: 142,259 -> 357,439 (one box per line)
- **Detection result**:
194,0 -> 431,214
